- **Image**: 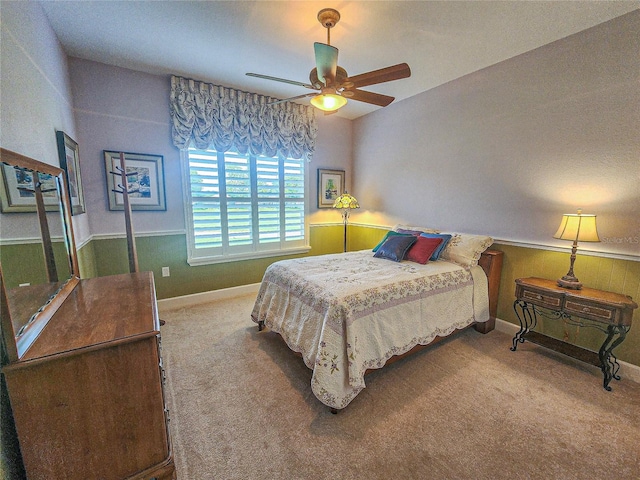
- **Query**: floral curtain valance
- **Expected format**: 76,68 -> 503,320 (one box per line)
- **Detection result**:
170,76 -> 318,161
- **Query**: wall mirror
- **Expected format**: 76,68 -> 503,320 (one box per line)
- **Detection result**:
0,148 -> 79,361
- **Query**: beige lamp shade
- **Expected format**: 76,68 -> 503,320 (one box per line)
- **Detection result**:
553,209 -> 599,289
553,211 -> 600,243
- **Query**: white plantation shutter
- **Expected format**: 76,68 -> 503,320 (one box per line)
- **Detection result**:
224,152 -> 252,248
257,156 -> 281,243
283,158 -> 305,241
185,148 -> 308,264
189,151 -> 222,250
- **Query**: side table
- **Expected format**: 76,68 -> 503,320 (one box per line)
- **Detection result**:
511,277 -> 637,391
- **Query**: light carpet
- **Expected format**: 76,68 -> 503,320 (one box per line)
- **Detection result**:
160,294 -> 640,480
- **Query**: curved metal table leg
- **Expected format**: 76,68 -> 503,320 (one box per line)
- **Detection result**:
598,325 -> 628,391
511,300 -> 537,351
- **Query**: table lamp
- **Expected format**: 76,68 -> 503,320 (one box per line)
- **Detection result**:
553,209 -> 600,289
333,191 -> 359,252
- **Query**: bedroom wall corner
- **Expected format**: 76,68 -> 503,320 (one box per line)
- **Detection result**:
350,224 -> 389,251
310,224 -> 345,255
308,113 -> 354,224
77,239 -> 99,279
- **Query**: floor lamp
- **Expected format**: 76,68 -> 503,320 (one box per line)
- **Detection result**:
333,191 -> 359,252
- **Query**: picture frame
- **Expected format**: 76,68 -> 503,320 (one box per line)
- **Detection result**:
104,150 -> 166,211
317,168 -> 345,208
56,131 -> 85,215
0,164 -> 60,213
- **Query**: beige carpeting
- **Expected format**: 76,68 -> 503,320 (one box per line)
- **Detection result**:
160,294 -> 640,480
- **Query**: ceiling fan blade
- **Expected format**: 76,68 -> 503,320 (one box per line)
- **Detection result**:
345,89 -> 395,107
267,93 -> 316,106
314,42 -> 338,86
345,63 -> 411,89
246,73 -> 316,90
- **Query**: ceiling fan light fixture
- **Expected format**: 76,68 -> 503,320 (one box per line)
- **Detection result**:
247,8 -> 411,113
310,90 -> 347,112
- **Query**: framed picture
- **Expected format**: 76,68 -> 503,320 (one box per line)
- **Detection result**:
56,131 -> 85,215
104,151 -> 166,211
0,164 -> 60,213
317,168 -> 345,208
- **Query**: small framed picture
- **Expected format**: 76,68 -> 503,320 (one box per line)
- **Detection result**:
56,131 -> 85,215
317,168 -> 344,208
0,164 -> 60,212
104,151 -> 166,211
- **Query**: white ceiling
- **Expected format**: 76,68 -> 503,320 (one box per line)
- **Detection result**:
39,1 -> 639,119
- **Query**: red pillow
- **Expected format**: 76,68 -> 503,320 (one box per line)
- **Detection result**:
405,236 -> 443,264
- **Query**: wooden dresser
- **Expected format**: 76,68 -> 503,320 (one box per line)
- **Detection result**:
2,272 -> 175,479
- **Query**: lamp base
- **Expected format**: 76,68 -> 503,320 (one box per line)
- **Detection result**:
557,275 -> 583,290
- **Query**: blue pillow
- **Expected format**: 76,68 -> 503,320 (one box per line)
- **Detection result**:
373,235 -> 417,262
372,231 -> 413,252
419,233 -> 452,260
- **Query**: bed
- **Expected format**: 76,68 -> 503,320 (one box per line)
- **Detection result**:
251,227 -> 503,412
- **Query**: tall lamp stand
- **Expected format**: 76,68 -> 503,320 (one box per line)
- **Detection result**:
341,209 -> 349,253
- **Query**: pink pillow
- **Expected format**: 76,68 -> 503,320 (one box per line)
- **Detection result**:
405,236 -> 443,265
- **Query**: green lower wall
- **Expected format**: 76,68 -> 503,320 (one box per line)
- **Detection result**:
77,239 -> 98,279
0,242 -> 71,289
81,225 -> 346,300
349,224 -> 388,251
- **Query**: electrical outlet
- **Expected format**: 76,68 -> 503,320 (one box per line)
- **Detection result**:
161,267 -> 170,277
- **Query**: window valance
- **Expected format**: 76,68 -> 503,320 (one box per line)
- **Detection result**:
170,76 -> 318,161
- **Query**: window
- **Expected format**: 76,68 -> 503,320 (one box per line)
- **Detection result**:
183,148 -> 308,265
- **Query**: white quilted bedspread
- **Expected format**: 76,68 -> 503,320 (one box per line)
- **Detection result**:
251,250 -> 489,409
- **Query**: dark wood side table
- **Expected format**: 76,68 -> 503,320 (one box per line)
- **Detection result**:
511,277 -> 637,391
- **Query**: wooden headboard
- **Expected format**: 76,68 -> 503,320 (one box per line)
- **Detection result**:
476,249 -> 504,333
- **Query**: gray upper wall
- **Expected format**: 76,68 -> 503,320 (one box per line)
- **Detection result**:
352,10 -> 639,257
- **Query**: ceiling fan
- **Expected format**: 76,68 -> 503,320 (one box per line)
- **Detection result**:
246,8 -> 411,113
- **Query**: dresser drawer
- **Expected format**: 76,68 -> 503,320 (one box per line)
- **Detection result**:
564,299 -> 615,323
517,285 -> 563,310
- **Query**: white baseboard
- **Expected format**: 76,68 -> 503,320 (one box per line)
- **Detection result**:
157,283 -> 261,312
495,318 -> 640,385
